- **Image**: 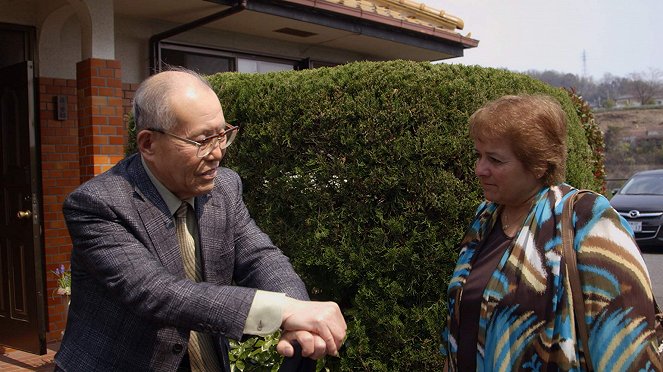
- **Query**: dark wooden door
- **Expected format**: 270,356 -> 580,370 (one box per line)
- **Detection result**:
0,61 -> 46,355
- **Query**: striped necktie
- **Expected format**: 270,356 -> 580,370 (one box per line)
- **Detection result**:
175,202 -> 222,372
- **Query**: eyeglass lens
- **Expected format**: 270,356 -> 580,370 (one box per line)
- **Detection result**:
196,129 -> 237,157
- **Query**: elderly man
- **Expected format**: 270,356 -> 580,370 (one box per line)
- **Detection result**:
54,68 -> 346,371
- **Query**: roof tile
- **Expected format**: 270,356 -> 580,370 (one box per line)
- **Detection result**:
320,0 -> 465,30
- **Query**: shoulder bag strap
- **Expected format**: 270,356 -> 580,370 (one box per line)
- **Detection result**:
561,190 -> 594,371
654,294 -> 663,354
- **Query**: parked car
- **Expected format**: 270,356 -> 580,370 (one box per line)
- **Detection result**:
609,169 -> 663,250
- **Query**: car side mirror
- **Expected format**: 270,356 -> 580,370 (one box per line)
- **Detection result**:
611,188 -> 620,196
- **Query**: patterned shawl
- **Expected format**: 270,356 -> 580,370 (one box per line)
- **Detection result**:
442,184 -> 662,371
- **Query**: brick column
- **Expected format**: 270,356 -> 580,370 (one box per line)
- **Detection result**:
76,58 -> 125,183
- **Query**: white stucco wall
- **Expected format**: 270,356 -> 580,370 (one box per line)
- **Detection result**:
0,0 -> 38,25
39,13 -> 82,79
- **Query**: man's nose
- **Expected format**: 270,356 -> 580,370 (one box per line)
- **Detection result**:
206,141 -> 224,160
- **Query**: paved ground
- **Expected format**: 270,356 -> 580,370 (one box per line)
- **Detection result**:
0,342 -> 57,371
643,251 -> 663,306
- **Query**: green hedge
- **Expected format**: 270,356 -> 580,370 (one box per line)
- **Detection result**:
128,60 -> 604,370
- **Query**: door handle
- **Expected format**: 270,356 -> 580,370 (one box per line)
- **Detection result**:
17,210 -> 32,219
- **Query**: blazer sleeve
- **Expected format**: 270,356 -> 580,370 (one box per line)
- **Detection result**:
64,180 -> 257,340
216,169 -> 309,301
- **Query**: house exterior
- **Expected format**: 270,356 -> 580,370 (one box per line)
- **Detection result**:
0,0 -> 477,354
615,94 -> 663,107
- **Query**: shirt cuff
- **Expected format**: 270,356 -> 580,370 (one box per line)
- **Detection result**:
243,290 -> 285,335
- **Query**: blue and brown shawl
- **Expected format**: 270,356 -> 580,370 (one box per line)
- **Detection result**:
442,184 -> 662,371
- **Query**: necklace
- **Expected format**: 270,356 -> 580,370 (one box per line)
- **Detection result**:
501,192 -> 539,232
501,208 -> 528,233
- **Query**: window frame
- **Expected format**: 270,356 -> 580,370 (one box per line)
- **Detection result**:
159,41 -> 304,73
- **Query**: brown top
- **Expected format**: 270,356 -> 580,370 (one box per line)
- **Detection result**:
457,217 -> 511,371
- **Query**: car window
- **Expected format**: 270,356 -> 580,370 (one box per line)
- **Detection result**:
620,175 -> 663,195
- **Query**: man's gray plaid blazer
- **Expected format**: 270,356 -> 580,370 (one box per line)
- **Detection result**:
55,154 -> 309,371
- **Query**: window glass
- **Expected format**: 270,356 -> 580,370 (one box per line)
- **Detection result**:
237,59 -> 293,73
620,175 -> 663,195
159,43 -> 296,75
160,48 -> 233,75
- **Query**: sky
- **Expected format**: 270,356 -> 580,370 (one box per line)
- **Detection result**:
419,0 -> 663,81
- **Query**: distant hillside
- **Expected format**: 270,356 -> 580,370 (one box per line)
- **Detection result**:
594,107 -> 663,189
595,107 -> 663,132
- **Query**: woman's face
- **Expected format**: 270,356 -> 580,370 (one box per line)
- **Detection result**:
474,136 -> 543,206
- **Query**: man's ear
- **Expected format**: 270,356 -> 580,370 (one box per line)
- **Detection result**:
137,130 -> 156,156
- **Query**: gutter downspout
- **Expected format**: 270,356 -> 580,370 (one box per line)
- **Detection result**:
148,0 -> 247,74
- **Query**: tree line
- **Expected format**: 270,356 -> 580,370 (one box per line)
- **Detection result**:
523,68 -> 663,108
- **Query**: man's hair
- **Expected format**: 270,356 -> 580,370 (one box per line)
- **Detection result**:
469,94 -> 568,186
132,66 -> 212,132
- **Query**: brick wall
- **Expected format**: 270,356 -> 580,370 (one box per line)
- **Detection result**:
76,59 -> 125,182
122,82 -> 138,117
38,60 -> 138,343
38,77 -> 79,343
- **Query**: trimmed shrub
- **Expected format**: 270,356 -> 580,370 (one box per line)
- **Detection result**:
564,87 -> 607,194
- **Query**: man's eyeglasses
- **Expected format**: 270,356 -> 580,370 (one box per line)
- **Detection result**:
146,124 -> 239,158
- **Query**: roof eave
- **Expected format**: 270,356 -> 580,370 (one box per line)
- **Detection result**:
209,0 -> 478,57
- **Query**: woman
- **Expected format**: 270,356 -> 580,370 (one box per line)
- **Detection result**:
441,95 -> 661,371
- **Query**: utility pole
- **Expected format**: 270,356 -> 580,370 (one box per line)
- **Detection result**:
582,50 -> 588,78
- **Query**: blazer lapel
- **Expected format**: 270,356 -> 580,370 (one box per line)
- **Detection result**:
128,155 -> 186,278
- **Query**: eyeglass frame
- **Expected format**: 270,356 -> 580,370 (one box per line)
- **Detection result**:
145,124 -> 239,158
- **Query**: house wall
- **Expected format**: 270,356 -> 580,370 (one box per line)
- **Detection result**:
33,12 -> 374,82
39,76 -> 79,342
4,0 -> 375,82
39,64 -> 135,341
116,15 -> 373,83
39,13 -> 82,80
0,0 -> 36,25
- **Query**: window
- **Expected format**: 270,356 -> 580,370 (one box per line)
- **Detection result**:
159,42 -> 295,74
161,48 -> 234,75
